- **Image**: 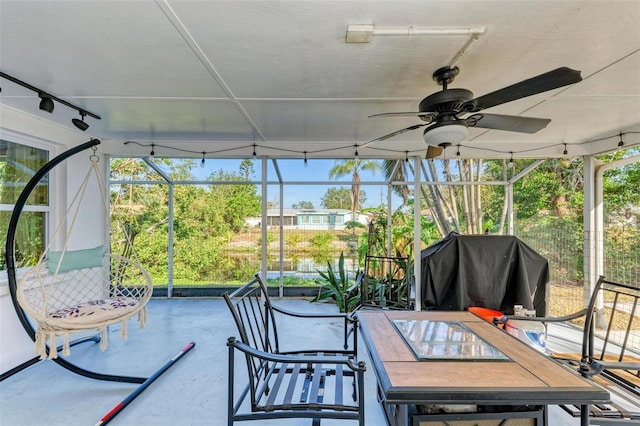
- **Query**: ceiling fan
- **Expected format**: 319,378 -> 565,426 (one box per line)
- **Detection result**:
368,66 -> 582,158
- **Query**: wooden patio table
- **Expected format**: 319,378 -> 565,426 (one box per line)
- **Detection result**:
357,310 -> 610,426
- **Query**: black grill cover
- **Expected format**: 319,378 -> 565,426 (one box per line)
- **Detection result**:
420,232 -> 549,315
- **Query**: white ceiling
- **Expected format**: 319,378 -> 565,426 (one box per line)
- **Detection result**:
1,0 -> 639,160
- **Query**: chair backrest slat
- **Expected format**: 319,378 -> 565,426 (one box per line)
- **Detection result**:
223,274 -> 281,402
585,276 -> 640,362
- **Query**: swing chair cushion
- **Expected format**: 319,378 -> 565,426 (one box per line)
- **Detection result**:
46,245 -> 104,274
50,296 -> 139,324
18,253 -> 153,359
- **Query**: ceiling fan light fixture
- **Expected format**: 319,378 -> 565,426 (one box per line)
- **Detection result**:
423,122 -> 468,146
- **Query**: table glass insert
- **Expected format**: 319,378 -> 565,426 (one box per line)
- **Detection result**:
392,319 -> 510,360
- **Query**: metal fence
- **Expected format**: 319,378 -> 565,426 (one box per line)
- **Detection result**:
516,222 -> 639,354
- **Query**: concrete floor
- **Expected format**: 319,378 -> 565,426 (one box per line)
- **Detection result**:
0,298 -> 618,426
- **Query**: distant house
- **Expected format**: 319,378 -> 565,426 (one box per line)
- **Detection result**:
245,208 -> 369,230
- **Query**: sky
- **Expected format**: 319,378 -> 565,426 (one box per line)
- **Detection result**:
189,158 -> 401,209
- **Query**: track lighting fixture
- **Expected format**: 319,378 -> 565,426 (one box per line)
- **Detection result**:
508,152 -> 514,168
0,71 -> 100,129
38,93 -> 54,113
72,111 -> 90,131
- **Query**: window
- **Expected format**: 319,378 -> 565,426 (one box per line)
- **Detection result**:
0,139 -> 49,270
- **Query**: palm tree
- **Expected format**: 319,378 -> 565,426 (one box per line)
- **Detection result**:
382,159 -> 410,205
329,159 -> 379,218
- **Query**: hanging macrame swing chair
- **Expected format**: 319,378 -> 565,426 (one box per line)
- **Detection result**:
19,144 -> 151,360
4,139 -> 194,424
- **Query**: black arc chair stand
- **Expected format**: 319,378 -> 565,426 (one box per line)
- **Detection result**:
3,139 -> 195,425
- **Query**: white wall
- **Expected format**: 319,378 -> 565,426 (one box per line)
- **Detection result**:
1,105 -> 103,374
0,284 -> 40,373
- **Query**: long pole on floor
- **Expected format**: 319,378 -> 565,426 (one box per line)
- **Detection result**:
95,341 -> 196,426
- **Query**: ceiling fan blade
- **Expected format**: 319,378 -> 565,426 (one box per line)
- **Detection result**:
425,145 -> 443,159
368,123 -> 428,143
466,67 -> 582,112
467,113 -> 551,133
369,111 -> 437,120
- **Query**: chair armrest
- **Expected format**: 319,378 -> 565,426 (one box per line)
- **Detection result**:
227,337 -> 366,372
494,309 -> 587,326
596,361 -> 640,371
578,360 -> 640,378
279,348 -> 356,358
343,271 -> 364,313
344,280 -> 361,306
271,302 -> 360,353
272,304 -> 357,323
345,280 -> 360,296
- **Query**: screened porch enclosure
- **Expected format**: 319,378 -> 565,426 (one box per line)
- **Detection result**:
2,136 -> 639,425
106,154 -> 639,320
109,157 -> 410,296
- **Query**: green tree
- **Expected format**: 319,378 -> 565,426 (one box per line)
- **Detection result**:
321,187 -> 363,209
362,205 -> 439,261
207,169 -> 261,232
110,158 -> 173,257
328,159 -> 379,216
601,150 -> 640,215
292,201 -> 314,209
309,232 -> 334,251
110,158 -> 261,284
285,232 -> 304,248
382,159 -> 411,205
239,159 -> 255,180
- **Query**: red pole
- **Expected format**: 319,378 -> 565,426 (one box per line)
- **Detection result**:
95,342 -> 196,426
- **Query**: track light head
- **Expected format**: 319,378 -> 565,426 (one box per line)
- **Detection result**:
38,93 -> 54,113
1,72 -> 101,129
72,111 -> 89,131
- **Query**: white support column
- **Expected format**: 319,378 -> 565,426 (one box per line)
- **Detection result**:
413,155 -> 422,311
593,158 -> 606,319
583,155 -> 597,306
593,154 -> 640,314
261,158 -> 268,283
595,159 -> 605,282
103,154 -> 111,260
167,183 -> 174,298
279,181 -> 284,298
